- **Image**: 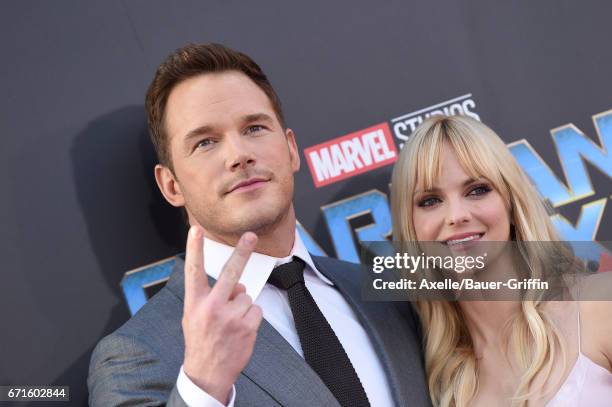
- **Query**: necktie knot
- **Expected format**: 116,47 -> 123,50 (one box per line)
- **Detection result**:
268,257 -> 306,290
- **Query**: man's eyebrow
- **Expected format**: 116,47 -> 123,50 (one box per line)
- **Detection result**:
182,113 -> 275,143
183,125 -> 215,144
414,177 -> 484,195
240,113 -> 274,126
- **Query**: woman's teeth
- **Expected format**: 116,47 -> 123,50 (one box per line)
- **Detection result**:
446,234 -> 483,245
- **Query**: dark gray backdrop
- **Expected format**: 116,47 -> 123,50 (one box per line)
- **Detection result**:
2,1 -> 611,405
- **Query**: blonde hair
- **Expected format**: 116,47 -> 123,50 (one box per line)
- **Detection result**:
391,115 -> 570,406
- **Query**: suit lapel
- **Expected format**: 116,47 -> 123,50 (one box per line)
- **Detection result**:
241,319 -> 340,406
311,256 -> 429,407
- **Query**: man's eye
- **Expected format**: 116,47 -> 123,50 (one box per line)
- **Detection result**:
245,125 -> 265,134
195,139 -> 214,149
417,197 -> 441,207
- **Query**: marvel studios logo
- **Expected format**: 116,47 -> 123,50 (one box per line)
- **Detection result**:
303,93 -> 480,187
391,93 -> 480,148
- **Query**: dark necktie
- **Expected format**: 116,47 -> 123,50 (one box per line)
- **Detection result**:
268,257 -> 371,407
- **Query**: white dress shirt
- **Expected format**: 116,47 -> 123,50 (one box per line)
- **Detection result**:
176,229 -> 394,406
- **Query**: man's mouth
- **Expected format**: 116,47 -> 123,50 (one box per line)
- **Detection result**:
226,177 -> 269,194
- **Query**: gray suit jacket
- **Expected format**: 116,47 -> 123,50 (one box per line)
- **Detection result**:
88,255 -> 430,406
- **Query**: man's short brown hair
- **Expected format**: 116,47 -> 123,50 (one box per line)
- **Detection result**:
145,43 -> 285,169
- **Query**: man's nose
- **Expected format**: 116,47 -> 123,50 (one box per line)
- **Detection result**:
224,133 -> 256,171
445,198 -> 471,226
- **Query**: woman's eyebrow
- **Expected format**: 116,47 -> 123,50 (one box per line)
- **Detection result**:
413,177 -> 484,194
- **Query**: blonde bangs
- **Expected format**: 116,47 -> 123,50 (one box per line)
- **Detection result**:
411,123 -> 444,193
409,117 -> 511,210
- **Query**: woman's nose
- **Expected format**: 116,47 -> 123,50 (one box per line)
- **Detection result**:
445,198 -> 471,226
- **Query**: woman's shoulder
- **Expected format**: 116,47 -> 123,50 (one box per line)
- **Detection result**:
540,293 -> 612,371
579,297 -> 612,372
578,270 -> 612,372
578,269 -> 612,299
578,270 -> 612,343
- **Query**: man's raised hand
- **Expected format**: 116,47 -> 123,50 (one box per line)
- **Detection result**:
182,226 -> 263,405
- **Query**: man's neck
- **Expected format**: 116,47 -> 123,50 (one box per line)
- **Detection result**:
201,208 -> 297,258
250,215 -> 296,258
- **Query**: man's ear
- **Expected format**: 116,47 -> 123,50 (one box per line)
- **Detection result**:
285,128 -> 301,173
154,164 -> 185,207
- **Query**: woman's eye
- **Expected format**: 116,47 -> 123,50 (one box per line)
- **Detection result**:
417,197 -> 441,207
468,184 -> 492,196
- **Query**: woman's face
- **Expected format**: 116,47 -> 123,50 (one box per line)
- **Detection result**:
412,143 -> 511,245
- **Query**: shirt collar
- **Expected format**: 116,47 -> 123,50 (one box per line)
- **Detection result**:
203,229 -> 333,300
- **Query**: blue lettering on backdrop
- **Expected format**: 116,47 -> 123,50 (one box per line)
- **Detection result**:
553,121 -> 611,201
550,198 -> 608,261
508,142 -> 574,206
122,110 -> 612,314
321,190 -> 391,263
508,110 -> 612,207
122,258 -> 176,315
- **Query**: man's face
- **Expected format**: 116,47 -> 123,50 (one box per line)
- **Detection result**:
157,71 -> 300,240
